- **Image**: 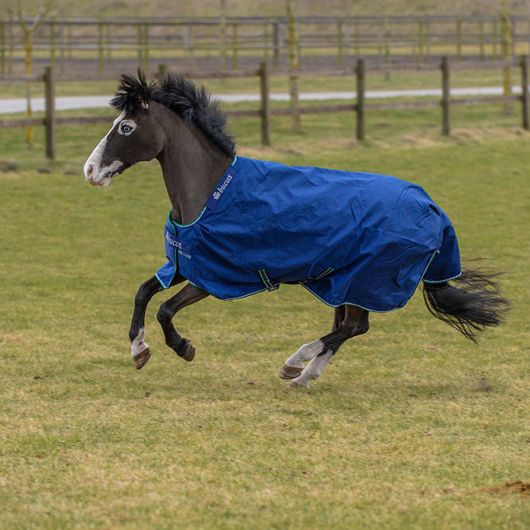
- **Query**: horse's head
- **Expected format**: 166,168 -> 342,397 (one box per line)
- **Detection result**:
84,72 -> 164,187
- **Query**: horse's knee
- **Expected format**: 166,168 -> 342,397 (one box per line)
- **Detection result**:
156,304 -> 172,325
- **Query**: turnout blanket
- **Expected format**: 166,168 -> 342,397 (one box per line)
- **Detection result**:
156,156 -> 461,312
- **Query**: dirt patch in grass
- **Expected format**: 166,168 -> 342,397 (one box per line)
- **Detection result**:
0,160 -> 20,172
483,481 -> 530,496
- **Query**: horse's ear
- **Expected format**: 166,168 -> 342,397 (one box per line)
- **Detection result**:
137,68 -> 150,110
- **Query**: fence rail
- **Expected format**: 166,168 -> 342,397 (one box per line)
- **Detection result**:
1,57 -> 529,159
1,15 -> 530,77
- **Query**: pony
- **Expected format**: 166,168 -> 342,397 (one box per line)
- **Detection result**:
83,71 -> 509,388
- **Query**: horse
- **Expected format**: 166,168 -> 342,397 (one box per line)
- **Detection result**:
83,71 -> 509,388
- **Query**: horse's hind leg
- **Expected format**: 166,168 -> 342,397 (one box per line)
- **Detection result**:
279,339 -> 325,379
279,305 -> 346,379
286,306 -> 369,388
333,305 -> 346,331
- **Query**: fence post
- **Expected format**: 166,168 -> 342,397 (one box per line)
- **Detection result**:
418,17 -> 425,64
50,19 -> 56,70
105,23 -> 112,66
355,58 -> 365,141
98,19 -> 104,74
501,5 -> 513,114
44,66 -> 55,160
354,20 -> 360,56
137,24 -> 143,68
343,22 -> 350,60
337,20 -> 344,67
0,21 -> 5,75
259,61 -> 271,146
493,20 -> 498,57
220,3 -> 227,71
384,17 -> 391,80
158,63 -> 168,79
59,24 -> 65,74
441,56 -> 450,136
521,55 -> 529,130
273,21 -> 280,67
480,20 -> 485,59
263,21 -> 269,60
526,19 -> 530,53
67,24 -> 73,59
456,18 -> 462,57
186,24 -> 194,71
143,22 -> 149,73
423,19 -> 431,57
287,1 -> 300,132
232,20 -> 239,70
8,18 -> 14,76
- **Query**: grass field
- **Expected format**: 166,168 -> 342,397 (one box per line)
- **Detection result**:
13,0 -> 530,18
1,108 -> 529,529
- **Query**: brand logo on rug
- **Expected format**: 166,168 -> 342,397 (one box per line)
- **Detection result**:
206,171 -> 234,209
165,231 -> 192,258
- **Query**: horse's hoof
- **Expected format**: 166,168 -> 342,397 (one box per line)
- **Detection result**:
178,339 -> 195,362
289,377 -> 310,389
133,348 -> 151,370
279,364 -> 303,380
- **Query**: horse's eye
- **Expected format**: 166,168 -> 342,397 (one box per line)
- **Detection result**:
118,121 -> 136,136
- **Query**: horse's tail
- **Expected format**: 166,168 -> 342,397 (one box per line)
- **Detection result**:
422,267 -> 510,342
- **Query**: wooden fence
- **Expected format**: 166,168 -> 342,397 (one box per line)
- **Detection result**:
1,57 -> 529,159
2,15 -> 530,76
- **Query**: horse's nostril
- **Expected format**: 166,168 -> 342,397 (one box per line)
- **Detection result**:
86,163 -> 95,177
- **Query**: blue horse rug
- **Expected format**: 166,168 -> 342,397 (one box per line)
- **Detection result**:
155,156 -> 461,312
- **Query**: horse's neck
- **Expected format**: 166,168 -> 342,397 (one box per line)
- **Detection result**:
156,109 -> 231,225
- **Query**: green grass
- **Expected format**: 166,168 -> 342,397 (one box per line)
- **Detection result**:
8,0 -> 530,18
0,110 -> 529,529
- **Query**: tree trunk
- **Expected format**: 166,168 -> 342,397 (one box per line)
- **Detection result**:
287,0 -> 300,131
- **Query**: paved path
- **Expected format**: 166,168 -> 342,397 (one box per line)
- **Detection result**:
0,86 -> 525,114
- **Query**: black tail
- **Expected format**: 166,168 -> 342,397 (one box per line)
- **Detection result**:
423,267 -> 510,342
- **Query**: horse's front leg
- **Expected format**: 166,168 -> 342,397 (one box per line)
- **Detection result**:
129,274 -> 184,369
157,283 -> 209,361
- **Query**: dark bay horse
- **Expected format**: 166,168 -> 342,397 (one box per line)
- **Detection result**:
83,72 -> 509,388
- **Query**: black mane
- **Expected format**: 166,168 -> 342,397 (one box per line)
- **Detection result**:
111,71 -> 236,158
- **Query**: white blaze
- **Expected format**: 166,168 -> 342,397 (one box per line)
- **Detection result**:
83,111 -> 125,187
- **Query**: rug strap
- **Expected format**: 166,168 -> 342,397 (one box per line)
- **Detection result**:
258,269 -> 279,292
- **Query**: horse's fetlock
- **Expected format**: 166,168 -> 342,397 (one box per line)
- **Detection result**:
165,332 -> 178,348
356,322 -> 369,336
310,367 -> 323,379
342,319 -> 369,338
